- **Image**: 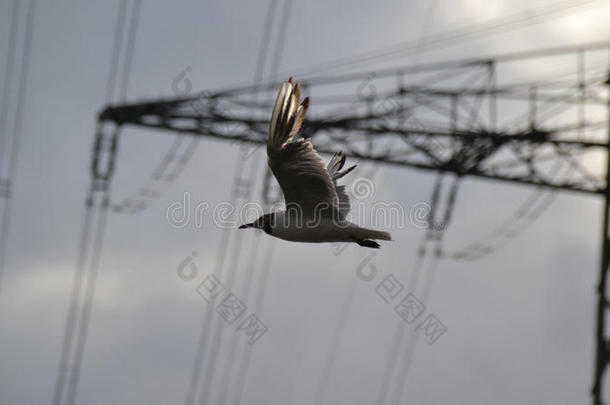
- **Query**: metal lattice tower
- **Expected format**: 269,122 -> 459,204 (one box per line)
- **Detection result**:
90,41 -> 610,403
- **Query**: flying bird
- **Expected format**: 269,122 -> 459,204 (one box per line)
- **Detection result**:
239,77 -> 392,248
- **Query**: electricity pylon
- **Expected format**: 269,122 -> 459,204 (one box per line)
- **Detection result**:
83,41 -> 610,403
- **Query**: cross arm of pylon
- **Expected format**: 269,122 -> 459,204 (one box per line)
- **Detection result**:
98,95 -> 607,195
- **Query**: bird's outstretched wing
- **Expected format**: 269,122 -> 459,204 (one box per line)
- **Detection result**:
267,78 -> 341,217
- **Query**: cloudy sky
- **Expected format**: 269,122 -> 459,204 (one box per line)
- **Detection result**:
0,0 -> 609,404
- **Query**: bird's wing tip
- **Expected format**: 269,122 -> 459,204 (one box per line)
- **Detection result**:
269,77 -> 310,154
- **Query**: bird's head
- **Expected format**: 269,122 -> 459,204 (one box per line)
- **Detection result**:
238,213 -> 274,234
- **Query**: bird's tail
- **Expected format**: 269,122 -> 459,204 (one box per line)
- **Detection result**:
349,226 -> 392,241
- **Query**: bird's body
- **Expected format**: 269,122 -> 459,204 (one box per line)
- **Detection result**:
239,77 -> 392,248
264,211 -> 366,243
270,212 -> 351,243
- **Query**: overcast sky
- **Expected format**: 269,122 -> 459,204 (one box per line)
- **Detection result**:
1,0 -> 609,404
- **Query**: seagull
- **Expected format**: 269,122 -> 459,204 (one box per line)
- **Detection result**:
239,77 -> 392,248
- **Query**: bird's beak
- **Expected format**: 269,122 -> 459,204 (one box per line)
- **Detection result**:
239,222 -> 254,229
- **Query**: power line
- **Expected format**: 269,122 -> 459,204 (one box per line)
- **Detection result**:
197,148 -> 267,405
0,0 -> 20,293
216,223 -> 264,405
213,4 -> 281,398
103,0 -> 128,104
410,0 -> 439,76
109,0 -> 193,218
109,0 -> 285,218
51,185 -> 95,405
51,2 -> 141,404
0,0 -> 19,168
390,176 -> 460,405
441,172 -> 561,261
253,0 -> 279,83
267,0 -> 292,82
64,188 -> 111,405
66,3 -> 142,402
375,253 -> 426,405
374,6 -> 443,393
278,0 -> 608,79
312,165 -> 382,405
107,0 -> 191,218
217,0 -> 607,92
313,265 -> 360,405
52,1 -> 128,401
377,173 -> 444,405
182,151 -> 252,405
118,0 -> 141,101
200,2 -> 293,402
261,0 -> 294,205
232,236 -> 276,405
217,40 -> 610,98
0,0 -> 36,293
183,2 -> 280,404
227,2 -> 295,403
